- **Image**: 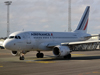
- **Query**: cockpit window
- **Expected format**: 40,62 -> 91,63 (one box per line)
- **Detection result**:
9,36 -> 14,39
15,36 -> 18,39
18,36 -> 21,39
9,36 -> 21,39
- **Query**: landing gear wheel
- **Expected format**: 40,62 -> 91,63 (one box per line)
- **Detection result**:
64,54 -> 71,59
19,56 -> 25,60
36,53 -> 44,58
64,56 -> 67,59
40,53 -> 44,58
67,54 -> 71,59
36,53 -> 40,58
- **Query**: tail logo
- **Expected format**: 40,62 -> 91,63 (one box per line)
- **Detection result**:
75,6 -> 90,32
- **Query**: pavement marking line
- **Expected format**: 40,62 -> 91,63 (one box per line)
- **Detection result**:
0,66 -> 3,67
35,61 -> 55,63
78,74 -> 83,75
0,53 -> 10,55
26,61 -> 55,63
78,71 -> 100,75
86,72 -> 91,74
92,71 -> 100,73
72,54 -> 85,56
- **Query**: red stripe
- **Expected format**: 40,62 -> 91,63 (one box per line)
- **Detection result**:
83,19 -> 88,30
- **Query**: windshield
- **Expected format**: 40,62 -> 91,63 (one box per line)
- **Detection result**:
9,36 -> 21,39
9,36 -> 14,39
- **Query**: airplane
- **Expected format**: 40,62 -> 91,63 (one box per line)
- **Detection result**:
3,6 -> 97,60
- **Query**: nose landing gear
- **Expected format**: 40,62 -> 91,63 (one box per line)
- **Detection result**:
19,53 -> 25,60
19,51 -> 44,60
36,51 -> 44,58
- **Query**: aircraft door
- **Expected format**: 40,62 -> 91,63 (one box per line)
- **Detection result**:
25,33 -> 31,44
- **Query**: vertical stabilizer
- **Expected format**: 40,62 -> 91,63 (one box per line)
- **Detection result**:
74,6 -> 90,33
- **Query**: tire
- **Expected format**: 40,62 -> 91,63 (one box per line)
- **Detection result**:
64,54 -> 71,59
40,53 -> 44,58
36,53 -> 40,58
64,56 -> 67,59
67,54 -> 71,59
19,56 -> 25,60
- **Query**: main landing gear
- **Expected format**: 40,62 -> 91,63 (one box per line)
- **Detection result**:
64,54 -> 71,59
36,51 -> 44,58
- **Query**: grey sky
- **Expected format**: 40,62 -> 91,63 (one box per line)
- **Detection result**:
0,0 -> 100,37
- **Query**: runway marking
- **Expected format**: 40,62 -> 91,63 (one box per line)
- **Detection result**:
92,71 -> 100,73
72,54 -> 85,56
35,61 -> 55,63
0,53 -> 10,55
0,66 -> 3,67
78,71 -> 100,75
85,72 -> 91,74
26,61 -> 55,63
78,74 -> 83,75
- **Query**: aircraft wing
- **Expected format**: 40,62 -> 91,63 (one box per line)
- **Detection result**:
47,40 -> 100,48
84,34 -> 99,39
61,40 -> 100,46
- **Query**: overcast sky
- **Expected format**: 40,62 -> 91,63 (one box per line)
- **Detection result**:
0,0 -> 100,37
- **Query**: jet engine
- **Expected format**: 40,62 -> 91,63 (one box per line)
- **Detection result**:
11,51 -> 21,56
53,45 -> 70,57
11,51 -> 29,56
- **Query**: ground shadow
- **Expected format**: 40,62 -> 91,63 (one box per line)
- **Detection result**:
34,55 -> 100,61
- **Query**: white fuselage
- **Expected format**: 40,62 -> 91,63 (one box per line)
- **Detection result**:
3,31 -> 91,51
2,6 -> 91,60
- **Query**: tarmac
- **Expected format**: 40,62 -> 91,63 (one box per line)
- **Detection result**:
0,49 -> 100,75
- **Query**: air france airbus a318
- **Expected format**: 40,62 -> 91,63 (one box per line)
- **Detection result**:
3,6 -> 95,60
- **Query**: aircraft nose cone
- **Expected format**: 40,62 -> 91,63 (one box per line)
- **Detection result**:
3,40 -> 11,49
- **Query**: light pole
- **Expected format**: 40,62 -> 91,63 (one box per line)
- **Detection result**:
4,1 -> 12,37
68,0 -> 72,32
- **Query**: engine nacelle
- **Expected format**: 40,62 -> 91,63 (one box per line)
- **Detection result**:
11,51 -> 29,56
53,45 -> 70,57
11,51 -> 21,56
